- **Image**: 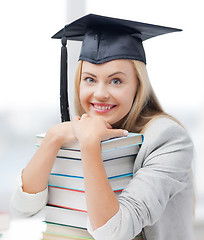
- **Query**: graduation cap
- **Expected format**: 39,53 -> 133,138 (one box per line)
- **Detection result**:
52,14 -> 182,122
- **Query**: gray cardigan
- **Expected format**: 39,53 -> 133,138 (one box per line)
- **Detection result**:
116,117 -> 194,240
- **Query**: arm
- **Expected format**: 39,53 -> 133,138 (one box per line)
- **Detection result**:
11,121 -> 76,216
78,117 -> 194,240
72,114 -> 128,230
80,141 -> 119,230
22,122 -> 76,194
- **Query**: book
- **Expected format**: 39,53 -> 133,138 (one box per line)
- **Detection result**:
48,173 -> 132,192
48,186 -> 121,212
43,222 -> 93,240
51,155 -> 135,179
45,205 -> 88,229
42,232 -> 93,240
37,132 -> 143,152
55,144 -> 139,160
37,132 -> 143,161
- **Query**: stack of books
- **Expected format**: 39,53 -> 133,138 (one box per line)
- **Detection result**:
36,133 -> 144,240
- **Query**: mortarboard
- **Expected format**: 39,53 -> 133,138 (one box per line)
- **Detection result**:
52,14 -> 182,122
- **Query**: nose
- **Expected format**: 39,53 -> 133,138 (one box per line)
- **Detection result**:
94,83 -> 109,101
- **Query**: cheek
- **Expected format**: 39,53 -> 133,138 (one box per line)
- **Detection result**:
120,87 -> 136,107
121,98 -> 134,116
79,85 -> 85,105
79,87 -> 90,109
120,93 -> 136,119
79,92 -> 86,109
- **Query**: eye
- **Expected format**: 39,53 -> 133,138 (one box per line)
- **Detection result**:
84,77 -> 95,83
111,78 -> 121,85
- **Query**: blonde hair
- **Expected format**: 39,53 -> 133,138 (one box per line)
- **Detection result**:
74,60 -> 180,133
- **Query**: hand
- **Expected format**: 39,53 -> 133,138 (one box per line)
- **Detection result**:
72,114 -> 128,147
46,121 -> 77,148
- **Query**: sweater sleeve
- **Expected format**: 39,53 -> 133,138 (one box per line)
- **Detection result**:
87,118 -> 194,240
10,170 -> 48,217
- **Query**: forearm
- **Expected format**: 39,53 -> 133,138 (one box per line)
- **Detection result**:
22,132 -> 62,194
22,122 -> 76,194
80,141 -> 119,230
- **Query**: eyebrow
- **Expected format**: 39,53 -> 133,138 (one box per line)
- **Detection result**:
82,71 -> 126,78
108,72 -> 126,77
82,72 -> 97,77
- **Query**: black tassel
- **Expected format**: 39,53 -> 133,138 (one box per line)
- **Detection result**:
60,36 -> 70,122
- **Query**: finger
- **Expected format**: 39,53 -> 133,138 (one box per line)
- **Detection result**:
105,121 -> 112,129
108,129 -> 128,139
73,116 -> 80,122
81,113 -> 89,119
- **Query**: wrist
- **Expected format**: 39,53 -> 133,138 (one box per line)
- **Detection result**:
45,122 -> 76,148
45,127 -> 65,148
80,137 -> 101,149
80,138 -> 101,154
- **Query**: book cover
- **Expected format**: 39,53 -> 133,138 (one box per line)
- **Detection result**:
44,222 -> 93,239
48,173 -> 132,192
50,155 -> 135,179
48,186 -> 122,212
45,205 -> 88,229
53,144 -> 139,161
36,132 -> 143,152
42,231 -> 94,239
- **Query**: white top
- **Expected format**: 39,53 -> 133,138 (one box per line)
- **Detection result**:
10,118 -> 195,240
10,172 -> 48,217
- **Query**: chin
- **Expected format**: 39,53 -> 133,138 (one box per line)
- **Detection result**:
87,110 -> 123,126
103,117 -> 122,127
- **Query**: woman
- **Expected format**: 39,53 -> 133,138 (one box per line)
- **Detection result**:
11,14 -> 194,240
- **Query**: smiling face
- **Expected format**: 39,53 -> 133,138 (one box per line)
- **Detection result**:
79,59 -> 138,125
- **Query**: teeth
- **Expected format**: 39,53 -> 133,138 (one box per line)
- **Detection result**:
94,105 -> 112,110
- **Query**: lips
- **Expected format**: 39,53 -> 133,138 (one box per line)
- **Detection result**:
91,103 -> 116,113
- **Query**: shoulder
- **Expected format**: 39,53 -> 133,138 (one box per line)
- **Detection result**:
139,116 -> 194,163
143,116 -> 191,144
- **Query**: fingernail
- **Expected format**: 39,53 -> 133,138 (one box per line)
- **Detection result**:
123,130 -> 128,136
